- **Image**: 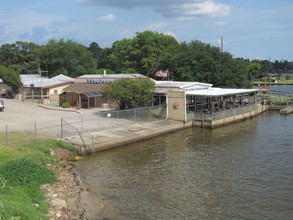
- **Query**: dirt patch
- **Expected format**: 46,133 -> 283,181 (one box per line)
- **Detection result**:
41,148 -> 84,219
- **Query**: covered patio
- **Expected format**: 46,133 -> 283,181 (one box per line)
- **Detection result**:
185,88 -> 258,114
60,83 -> 104,108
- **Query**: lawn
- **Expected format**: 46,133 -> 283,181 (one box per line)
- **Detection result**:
0,135 -> 76,219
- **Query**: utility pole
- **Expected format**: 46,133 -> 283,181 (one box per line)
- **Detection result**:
220,36 -> 223,52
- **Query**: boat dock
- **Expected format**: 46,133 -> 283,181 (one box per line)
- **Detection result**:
280,106 -> 293,115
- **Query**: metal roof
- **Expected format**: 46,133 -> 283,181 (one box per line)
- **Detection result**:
21,74 -> 74,88
155,81 -> 213,89
84,91 -> 102,97
77,74 -> 147,79
186,88 -> 258,96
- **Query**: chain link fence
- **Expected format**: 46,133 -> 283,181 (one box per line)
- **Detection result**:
0,121 -> 61,147
59,106 -> 166,152
0,106 -> 166,148
61,106 -> 166,138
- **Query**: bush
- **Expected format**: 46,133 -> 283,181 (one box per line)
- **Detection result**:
62,101 -> 70,108
0,158 -> 56,187
0,158 -> 56,219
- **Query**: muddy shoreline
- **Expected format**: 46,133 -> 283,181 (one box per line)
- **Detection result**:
42,148 -> 105,220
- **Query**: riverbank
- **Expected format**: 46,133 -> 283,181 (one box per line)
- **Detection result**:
41,147 -> 84,219
0,139 -> 84,219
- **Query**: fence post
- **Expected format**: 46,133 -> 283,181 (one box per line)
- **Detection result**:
81,115 -> 83,133
116,111 -> 119,128
6,125 -> 8,146
35,121 -> 37,139
61,118 -> 63,138
98,113 -> 101,129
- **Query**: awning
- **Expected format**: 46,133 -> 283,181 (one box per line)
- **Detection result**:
83,91 -> 102,97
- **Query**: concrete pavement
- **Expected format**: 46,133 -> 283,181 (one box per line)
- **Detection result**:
0,99 -> 191,154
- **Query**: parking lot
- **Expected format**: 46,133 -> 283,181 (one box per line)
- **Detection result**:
0,99 -> 185,153
0,99 -> 90,139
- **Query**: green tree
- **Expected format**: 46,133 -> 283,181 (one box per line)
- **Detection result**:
103,78 -> 155,109
88,42 -> 112,70
248,62 -> 262,83
0,41 -> 39,74
0,65 -> 22,92
108,38 -> 134,73
108,31 -> 179,75
36,39 -> 96,77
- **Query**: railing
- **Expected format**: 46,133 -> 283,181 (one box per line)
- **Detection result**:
60,106 -> 167,138
0,121 -> 61,147
187,104 -> 258,121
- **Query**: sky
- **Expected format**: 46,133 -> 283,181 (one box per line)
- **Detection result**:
0,0 -> 293,61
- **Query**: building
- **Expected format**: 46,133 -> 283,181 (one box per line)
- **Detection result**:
0,79 -> 13,98
153,80 -> 268,127
18,74 -> 74,105
61,73 -> 148,108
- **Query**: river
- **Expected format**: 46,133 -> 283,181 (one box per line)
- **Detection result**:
76,111 -> 293,220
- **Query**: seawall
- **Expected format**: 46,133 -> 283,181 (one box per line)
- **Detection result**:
77,120 -> 192,155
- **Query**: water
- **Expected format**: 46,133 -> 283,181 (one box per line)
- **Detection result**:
269,85 -> 293,96
76,112 -> 293,220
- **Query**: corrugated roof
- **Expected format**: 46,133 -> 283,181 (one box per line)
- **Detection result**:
155,81 -> 213,89
186,88 -> 258,96
77,74 -> 147,79
51,74 -> 74,82
21,74 -> 73,88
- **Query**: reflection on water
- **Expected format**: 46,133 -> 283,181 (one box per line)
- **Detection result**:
77,112 -> 293,220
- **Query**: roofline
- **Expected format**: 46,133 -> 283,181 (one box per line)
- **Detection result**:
41,81 -> 74,89
185,88 -> 258,96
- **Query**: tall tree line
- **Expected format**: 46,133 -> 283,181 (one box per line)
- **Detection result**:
1,31 -> 292,92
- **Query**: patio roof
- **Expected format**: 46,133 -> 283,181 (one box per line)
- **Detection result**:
186,88 -> 258,96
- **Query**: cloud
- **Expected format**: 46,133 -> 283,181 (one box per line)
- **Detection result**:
214,21 -> 226,27
75,0 -> 176,8
76,0 -> 231,19
145,22 -> 167,31
97,14 -> 116,21
164,31 -> 181,43
160,0 -> 230,19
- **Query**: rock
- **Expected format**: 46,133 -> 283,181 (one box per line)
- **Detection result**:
51,198 -> 67,210
67,198 -> 78,211
41,148 -> 84,220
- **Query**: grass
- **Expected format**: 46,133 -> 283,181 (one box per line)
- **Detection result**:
0,134 -> 77,219
254,79 -> 293,85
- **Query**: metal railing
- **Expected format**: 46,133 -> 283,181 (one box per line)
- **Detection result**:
60,106 -> 166,138
187,104 -> 258,121
0,121 -> 60,147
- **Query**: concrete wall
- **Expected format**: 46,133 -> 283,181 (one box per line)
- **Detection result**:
167,91 -> 186,121
193,104 -> 268,128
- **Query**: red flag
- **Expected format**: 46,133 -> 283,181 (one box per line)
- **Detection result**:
155,70 -> 168,78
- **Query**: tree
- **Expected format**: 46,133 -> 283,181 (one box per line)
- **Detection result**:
36,39 -> 96,77
0,65 -> 22,92
248,62 -> 262,83
108,31 -> 179,75
0,41 -> 39,74
108,38 -> 134,73
88,42 -> 112,70
102,78 -> 155,109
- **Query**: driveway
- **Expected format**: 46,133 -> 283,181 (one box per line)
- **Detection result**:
0,99 -> 87,138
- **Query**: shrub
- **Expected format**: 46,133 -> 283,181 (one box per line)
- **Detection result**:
0,158 -> 56,219
62,101 -> 70,108
0,158 -> 56,186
